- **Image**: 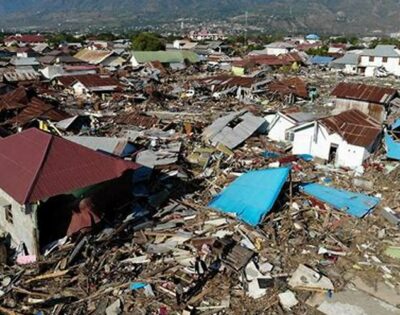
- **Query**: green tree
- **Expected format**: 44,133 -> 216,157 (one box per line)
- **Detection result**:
306,45 -> 329,56
131,32 -> 165,51
370,37 -> 400,48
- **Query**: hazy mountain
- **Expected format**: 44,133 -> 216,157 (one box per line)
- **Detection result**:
0,0 -> 400,34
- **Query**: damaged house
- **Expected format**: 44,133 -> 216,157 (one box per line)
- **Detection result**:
0,128 -> 139,256
290,109 -> 382,169
330,82 -> 398,123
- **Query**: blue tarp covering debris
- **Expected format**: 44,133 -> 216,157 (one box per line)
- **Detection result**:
300,183 -> 380,218
385,119 -> 400,160
209,167 -> 290,226
309,56 -> 334,65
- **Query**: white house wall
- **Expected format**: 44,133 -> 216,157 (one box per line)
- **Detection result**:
0,189 -> 38,256
336,143 -> 369,169
265,48 -> 288,56
359,56 -> 400,76
292,123 -> 369,168
72,82 -> 87,96
130,56 -> 139,67
292,125 -> 314,155
268,115 -> 295,142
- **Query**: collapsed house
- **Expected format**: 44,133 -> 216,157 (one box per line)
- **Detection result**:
330,82 -> 398,123
0,128 -> 139,256
290,109 -> 382,169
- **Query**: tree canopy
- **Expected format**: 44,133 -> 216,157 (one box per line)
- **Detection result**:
131,32 -> 165,51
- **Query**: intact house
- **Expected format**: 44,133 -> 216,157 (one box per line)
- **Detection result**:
130,51 -> 200,68
330,82 -> 398,123
250,42 -> 295,56
289,109 -> 382,169
358,45 -> 400,77
266,111 -> 318,143
4,34 -> 46,47
0,128 -> 139,256
329,52 -> 360,75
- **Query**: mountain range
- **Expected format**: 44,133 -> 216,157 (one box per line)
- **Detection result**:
0,0 -> 400,34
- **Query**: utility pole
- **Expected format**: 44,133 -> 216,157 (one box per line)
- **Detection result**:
244,11 -> 248,46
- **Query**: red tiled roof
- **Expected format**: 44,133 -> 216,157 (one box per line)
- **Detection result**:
331,82 -> 397,104
56,74 -> 118,88
319,109 -> 382,148
0,128 -> 140,204
5,34 -> 46,43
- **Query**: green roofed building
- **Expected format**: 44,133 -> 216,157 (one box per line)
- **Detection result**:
130,50 -> 200,67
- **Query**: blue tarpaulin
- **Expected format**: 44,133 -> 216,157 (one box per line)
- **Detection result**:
309,56 -> 334,65
129,282 -> 147,291
385,119 -> 400,160
300,183 -> 380,218
209,167 -> 290,226
385,133 -> 400,160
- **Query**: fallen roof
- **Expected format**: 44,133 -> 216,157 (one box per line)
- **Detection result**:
209,167 -> 290,226
115,111 -> 159,129
267,77 -> 308,98
309,55 -> 334,65
0,87 -> 28,111
319,109 -> 381,148
197,75 -> 256,90
74,49 -> 114,65
6,97 -> 70,127
203,110 -> 267,149
300,183 -> 380,218
0,128 -> 140,204
331,82 -> 397,104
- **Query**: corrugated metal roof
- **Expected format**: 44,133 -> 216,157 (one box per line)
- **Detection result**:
0,87 -> 28,111
197,75 -> 256,90
267,77 -> 308,98
361,45 -> 400,58
319,109 -> 382,148
203,110 -> 267,149
7,97 -> 70,127
331,82 -> 397,104
300,183 -> 380,218
74,49 -> 114,65
115,111 -> 159,128
0,128 -> 140,204
3,70 -> 39,83
65,136 -> 134,157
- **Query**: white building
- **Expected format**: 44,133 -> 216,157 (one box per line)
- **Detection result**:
330,52 -> 360,75
267,111 -> 317,143
290,109 -> 382,169
358,45 -> 400,77
251,42 -> 295,56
